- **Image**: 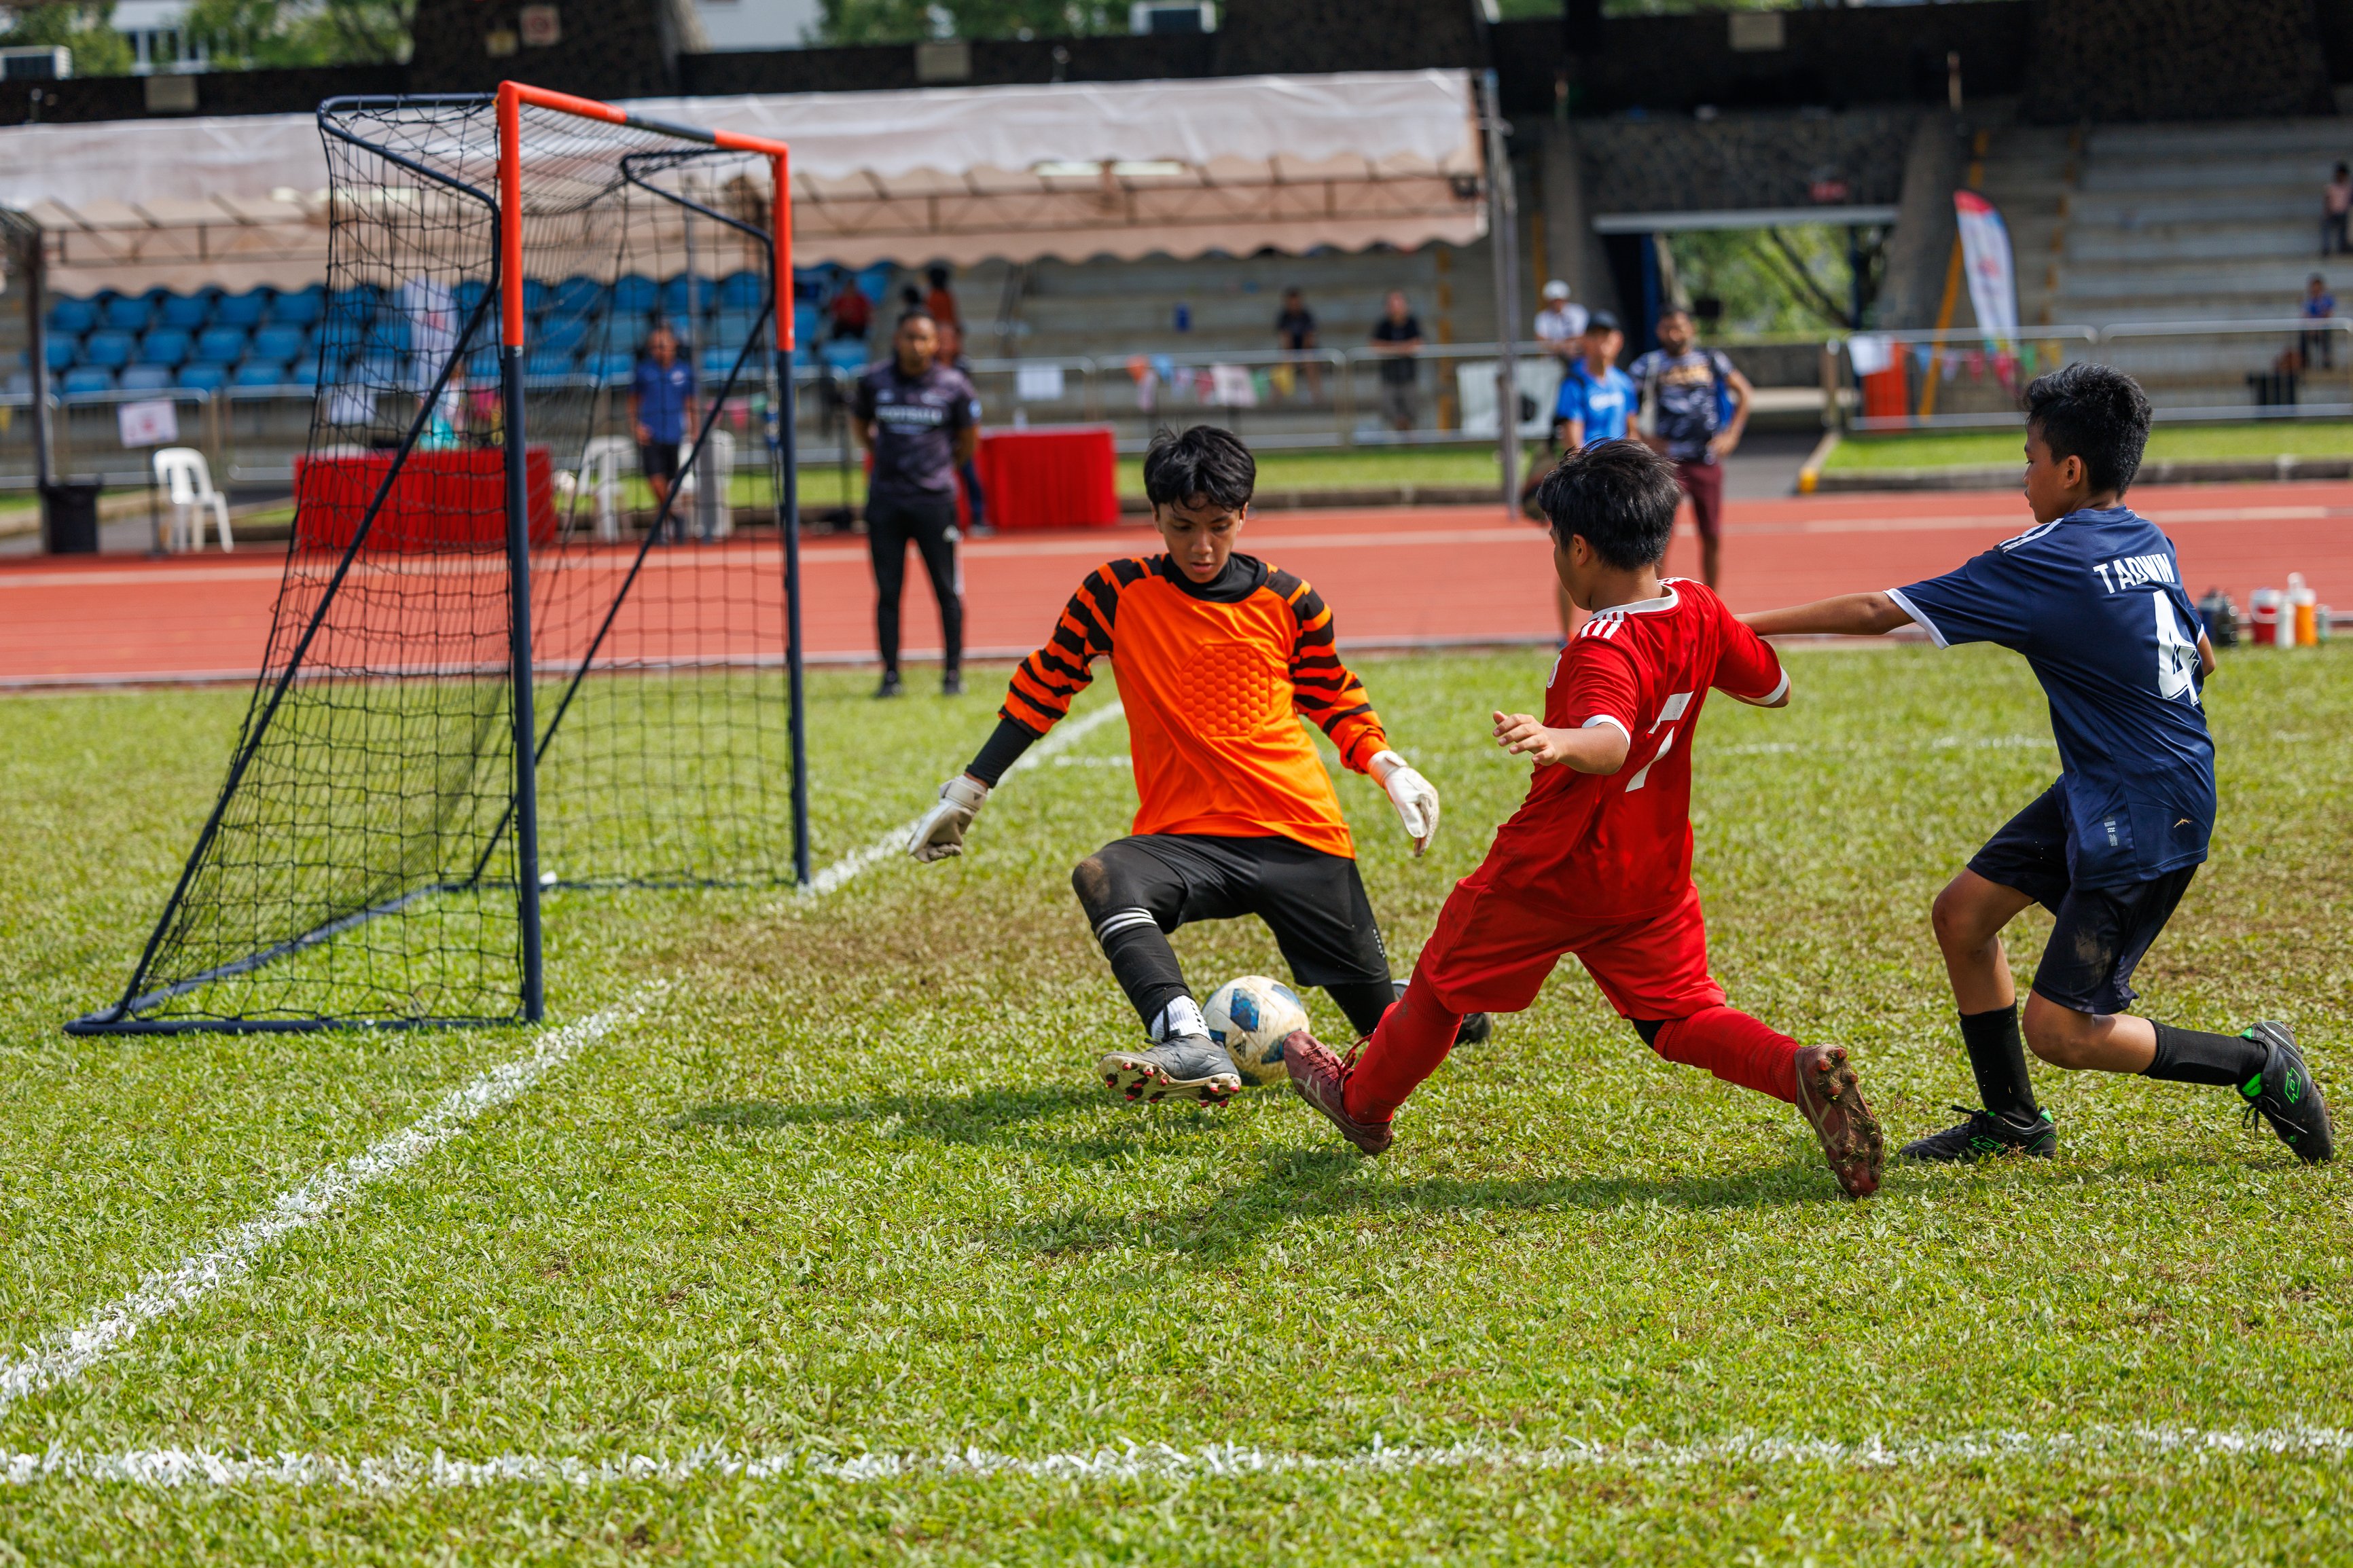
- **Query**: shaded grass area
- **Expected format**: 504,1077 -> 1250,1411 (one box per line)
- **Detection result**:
1827,420 -> 2353,472
0,646 -> 2348,1562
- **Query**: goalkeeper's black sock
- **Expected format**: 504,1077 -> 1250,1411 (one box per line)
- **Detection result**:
1959,1004 -> 2039,1120
2144,1022 -> 2268,1089
1097,922 -> 1192,1036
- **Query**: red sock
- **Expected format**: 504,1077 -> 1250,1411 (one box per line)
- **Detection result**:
1342,971 -> 1463,1124
1652,1006 -> 1799,1104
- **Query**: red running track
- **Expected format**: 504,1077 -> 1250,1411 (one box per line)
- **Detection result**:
4,482 -> 2350,685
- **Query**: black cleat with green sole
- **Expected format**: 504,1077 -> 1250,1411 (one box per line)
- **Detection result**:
2240,1021 -> 2333,1164
1900,1105 -> 2058,1163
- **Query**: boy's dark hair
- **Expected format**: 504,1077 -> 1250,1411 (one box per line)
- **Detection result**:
1534,438 -> 1681,568
1142,425 -> 1256,512
2023,362 -> 2151,496
896,307 -> 936,329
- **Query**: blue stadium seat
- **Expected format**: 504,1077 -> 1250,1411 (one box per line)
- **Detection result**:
821,340 -> 867,373
234,361 -> 289,387
854,263 -> 893,304
791,302 -> 821,345
587,351 -> 634,381
553,275 -> 605,315
285,359 -> 322,388
372,315 -> 413,354
535,315 -> 591,355
612,274 -> 658,314
252,324 -> 304,363
100,294 -> 152,331
465,348 -> 501,383
327,286 -> 379,327
139,328 -> 193,367
666,314 -> 696,346
707,309 -> 760,349
213,289 -> 270,327
526,350 -> 577,379
148,293 -> 207,330
660,273 -> 715,316
521,278 -> 552,316
82,330 -> 135,369
45,338 -> 77,371
315,318 -> 364,363
194,327 -> 248,365
354,354 -> 407,385
717,270 -> 764,310
701,345 -> 743,377
120,365 -> 175,392
268,285 -> 325,325
177,363 -> 229,391
62,365 -> 115,394
454,278 -> 491,317
47,296 -> 98,335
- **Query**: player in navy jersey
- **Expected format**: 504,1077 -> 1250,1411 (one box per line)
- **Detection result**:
1285,440 -> 1886,1197
1744,364 -> 2331,1164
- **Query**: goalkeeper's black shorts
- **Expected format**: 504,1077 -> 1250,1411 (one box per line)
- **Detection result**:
1074,833 -> 1391,989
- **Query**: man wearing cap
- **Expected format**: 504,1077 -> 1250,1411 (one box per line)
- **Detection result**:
1534,280 -> 1589,362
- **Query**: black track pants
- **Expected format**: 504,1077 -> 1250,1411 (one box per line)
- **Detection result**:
868,492 -> 963,676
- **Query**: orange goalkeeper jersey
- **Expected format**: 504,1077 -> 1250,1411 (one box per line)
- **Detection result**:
1001,552 -> 1388,859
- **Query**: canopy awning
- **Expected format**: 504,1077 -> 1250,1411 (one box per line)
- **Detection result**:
0,69 -> 1487,291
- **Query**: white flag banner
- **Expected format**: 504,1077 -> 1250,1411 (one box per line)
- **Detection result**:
1954,191 -> 2017,340
1846,333 -> 1894,378
1014,362 -> 1066,402
117,399 -> 179,449
1209,363 -> 1257,407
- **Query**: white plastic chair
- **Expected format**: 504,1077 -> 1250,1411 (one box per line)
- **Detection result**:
580,435 -> 635,543
154,447 -> 232,552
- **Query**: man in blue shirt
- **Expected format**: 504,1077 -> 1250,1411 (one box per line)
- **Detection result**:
1744,363 -> 2331,1165
629,323 -> 695,536
1553,310 -> 1634,449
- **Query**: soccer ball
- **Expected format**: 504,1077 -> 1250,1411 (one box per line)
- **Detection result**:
1204,975 -> 1310,1087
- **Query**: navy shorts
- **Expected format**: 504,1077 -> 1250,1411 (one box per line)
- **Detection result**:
1966,784 -> 2196,1015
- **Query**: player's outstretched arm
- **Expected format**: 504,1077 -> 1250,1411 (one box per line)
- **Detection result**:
1740,591 -> 1913,638
909,773 -> 991,862
1492,710 -> 1630,773
1280,573 -> 1441,856
1367,750 -> 1440,856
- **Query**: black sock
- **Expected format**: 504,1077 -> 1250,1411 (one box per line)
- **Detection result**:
1098,924 -> 1191,1035
2144,1022 -> 2267,1090
1959,1004 -> 2039,1120
1325,979 -> 1399,1039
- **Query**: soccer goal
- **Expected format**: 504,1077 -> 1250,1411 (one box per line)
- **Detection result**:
69,84 -> 809,1035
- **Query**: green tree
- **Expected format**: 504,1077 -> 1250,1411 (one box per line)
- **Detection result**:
0,3 -> 135,75
180,0 -> 412,67
1670,223 -> 1884,335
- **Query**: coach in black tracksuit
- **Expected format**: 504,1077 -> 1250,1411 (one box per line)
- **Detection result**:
853,308 -> 979,698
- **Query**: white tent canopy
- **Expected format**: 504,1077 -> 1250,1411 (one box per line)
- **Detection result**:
0,69 -> 1487,291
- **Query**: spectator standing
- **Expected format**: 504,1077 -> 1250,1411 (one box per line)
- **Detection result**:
1368,290 -> 1424,432
2324,164 -> 2352,255
1527,309 -> 1633,634
853,310 -> 979,698
2302,273 -> 2337,369
925,264 -> 962,334
1533,280 -> 1588,361
629,321 -> 695,539
1274,287 -> 1322,399
1630,305 -> 1751,589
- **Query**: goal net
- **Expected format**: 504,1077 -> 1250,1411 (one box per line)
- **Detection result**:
71,85 -> 807,1034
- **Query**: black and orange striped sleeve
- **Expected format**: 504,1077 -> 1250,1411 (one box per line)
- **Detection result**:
999,559 -> 1138,735
1270,569 -> 1389,772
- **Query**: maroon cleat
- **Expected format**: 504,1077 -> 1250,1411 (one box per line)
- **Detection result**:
1282,1029 -> 1394,1155
1795,1043 -> 1885,1199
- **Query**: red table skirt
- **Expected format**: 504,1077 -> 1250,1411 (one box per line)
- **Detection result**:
293,447 -> 556,553
975,426 -> 1119,532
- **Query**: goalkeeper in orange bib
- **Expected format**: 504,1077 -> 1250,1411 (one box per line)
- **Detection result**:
908,425 -> 1486,1104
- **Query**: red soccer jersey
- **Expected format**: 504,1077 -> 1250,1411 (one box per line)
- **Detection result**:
1483,579 -> 1786,921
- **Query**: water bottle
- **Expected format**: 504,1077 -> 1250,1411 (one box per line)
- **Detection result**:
2288,572 -> 2319,648
2249,586 -> 2282,647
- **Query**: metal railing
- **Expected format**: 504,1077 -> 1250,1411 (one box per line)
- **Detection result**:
1835,320 -> 2353,433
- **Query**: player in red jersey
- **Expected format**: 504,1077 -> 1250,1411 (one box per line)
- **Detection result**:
1285,439 -> 1886,1197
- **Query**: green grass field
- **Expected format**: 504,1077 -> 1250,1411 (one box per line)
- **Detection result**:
1827,421 -> 2353,473
3,644 -> 2350,1562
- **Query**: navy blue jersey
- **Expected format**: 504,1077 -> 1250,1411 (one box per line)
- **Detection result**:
1890,506 -> 2214,890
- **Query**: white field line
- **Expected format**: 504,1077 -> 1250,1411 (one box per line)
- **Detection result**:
0,991 -> 656,1418
5,1425 -> 2350,1493
801,699 -> 1127,897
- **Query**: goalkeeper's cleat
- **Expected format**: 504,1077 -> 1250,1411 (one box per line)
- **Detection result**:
1098,1034 -> 1241,1106
1899,1106 -> 2058,1163
941,670 -> 965,697
875,670 -> 904,699
1389,979 -> 1490,1048
1285,1030 -> 1393,1155
2240,1021 -> 2333,1164
1794,1044 -> 1884,1199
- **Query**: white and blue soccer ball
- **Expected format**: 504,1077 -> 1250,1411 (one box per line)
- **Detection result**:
1204,974 -> 1310,1087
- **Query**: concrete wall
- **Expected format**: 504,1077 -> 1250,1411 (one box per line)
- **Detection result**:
1878,111 -> 1967,330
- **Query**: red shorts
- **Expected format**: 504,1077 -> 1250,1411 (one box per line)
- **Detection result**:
1412,874 -> 1725,1022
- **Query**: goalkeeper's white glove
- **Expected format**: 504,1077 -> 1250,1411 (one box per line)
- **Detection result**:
908,774 -> 989,862
1367,749 -> 1439,857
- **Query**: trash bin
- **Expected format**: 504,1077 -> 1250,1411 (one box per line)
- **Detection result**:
40,479 -> 103,555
